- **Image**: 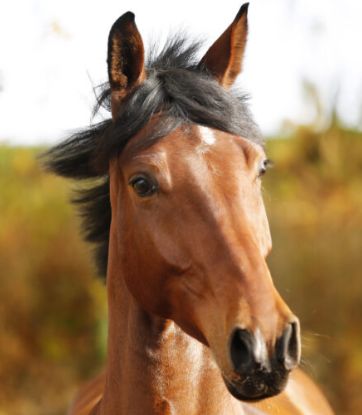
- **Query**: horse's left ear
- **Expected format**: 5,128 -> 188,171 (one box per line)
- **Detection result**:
107,12 -> 146,118
199,3 -> 249,88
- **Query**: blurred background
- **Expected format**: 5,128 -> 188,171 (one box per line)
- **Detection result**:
0,0 -> 361,414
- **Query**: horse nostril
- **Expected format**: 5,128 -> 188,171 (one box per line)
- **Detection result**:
277,321 -> 301,370
230,329 -> 255,372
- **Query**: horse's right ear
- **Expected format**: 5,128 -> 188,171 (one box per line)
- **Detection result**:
107,12 -> 146,119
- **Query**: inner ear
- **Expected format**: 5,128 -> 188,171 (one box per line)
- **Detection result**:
107,12 -> 146,118
199,3 -> 249,88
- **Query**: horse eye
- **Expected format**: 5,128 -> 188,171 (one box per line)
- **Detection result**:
129,175 -> 158,197
258,159 -> 272,177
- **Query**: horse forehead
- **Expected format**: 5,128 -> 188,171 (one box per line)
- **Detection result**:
194,125 -> 234,151
188,126 -> 262,164
130,124 -> 257,177
160,125 -> 242,164
198,126 -> 217,146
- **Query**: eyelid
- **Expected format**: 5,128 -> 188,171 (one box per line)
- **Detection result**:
128,172 -> 153,186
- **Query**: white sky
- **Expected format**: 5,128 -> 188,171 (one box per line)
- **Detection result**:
0,0 -> 361,144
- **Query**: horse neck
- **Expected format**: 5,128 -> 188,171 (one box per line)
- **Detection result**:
96,234 -> 243,415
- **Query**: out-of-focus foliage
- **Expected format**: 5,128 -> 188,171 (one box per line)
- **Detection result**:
264,121 -> 362,414
0,121 -> 361,414
0,147 -> 106,415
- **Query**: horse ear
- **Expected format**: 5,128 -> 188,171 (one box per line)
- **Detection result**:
199,3 -> 249,88
107,12 -> 146,118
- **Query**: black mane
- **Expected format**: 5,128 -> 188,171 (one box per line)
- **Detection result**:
43,36 -> 262,278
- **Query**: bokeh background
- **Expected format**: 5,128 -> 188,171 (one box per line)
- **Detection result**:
0,1 -> 361,414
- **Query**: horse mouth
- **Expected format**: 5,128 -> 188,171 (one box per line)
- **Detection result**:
222,373 -> 288,402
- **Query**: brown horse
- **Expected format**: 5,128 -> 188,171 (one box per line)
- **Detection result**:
45,4 -> 334,414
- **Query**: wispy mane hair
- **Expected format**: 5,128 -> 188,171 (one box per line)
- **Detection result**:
43,36 -> 262,278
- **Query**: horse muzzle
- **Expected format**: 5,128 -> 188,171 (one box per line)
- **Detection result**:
223,321 -> 301,401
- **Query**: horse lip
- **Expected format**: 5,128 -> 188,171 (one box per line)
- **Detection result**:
222,375 -> 283,402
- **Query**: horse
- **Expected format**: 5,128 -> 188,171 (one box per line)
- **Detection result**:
45,4 -> 334,414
